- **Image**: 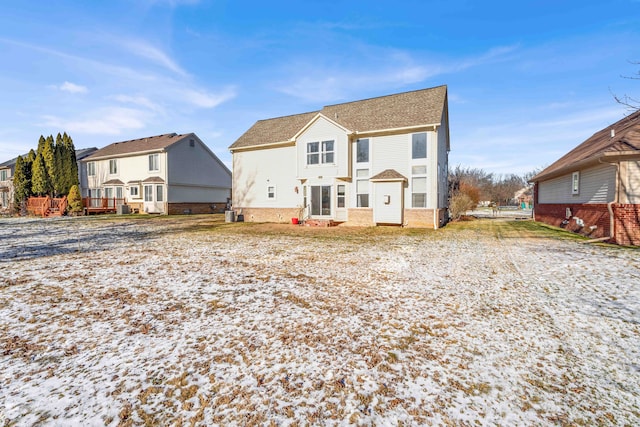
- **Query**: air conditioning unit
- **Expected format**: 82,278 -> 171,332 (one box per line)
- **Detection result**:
225,210 -> 236,222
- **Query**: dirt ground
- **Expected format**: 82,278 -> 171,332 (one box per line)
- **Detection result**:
1,215 -> 639,426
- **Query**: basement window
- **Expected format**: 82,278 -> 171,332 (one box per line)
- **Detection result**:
572,172 -> 580,195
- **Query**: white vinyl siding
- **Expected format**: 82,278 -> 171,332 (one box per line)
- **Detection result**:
538,164 -> 616,204
624,161 -> 640,204
232,146 -> 298,208
297,117 -> 348,179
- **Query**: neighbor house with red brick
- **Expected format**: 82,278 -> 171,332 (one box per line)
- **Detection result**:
530,110 -> 640,246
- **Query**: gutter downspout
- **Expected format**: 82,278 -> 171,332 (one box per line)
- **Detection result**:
583,158 -> 619,243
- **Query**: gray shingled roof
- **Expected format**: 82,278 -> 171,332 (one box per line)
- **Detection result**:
230,86 -> 447,150
532,110 -> 640,181
84,133 -> 189,160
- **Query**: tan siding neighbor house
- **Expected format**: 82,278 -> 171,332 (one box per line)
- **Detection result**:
531,111 -> 640,246
83,133 -> 231,215
229,86 -> 450,227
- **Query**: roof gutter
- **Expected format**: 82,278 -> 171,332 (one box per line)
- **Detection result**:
354,123 -> 439,137
229,140 -> 295,153
531,151 -> 639,183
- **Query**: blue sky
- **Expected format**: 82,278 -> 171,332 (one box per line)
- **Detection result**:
1,0 -> 639,175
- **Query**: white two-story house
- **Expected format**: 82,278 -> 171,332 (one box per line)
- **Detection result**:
83,133 -> 231,214
229,85 -> 450,227
0,158 -> 14,212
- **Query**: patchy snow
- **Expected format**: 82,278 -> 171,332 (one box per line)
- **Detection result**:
1,216 -> 639,426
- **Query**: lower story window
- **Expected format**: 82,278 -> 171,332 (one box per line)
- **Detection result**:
356,169 -> 369,207
144,185 -> 153,202
337,184 -> 346,208
412,177 -> 427,208
267,185 -> 276,199
156,185 -> 164,202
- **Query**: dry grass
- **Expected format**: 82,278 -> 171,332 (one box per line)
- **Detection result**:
0,215 -> 638,425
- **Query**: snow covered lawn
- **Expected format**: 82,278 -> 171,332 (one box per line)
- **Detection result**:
1,215 -> 639,426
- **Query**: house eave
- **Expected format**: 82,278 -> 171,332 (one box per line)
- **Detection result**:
353,123 -> 440,138
531,151 -> 640,183
230,140 -> 296,153
83,148 -> 168,162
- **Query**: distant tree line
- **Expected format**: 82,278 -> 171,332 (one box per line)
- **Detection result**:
13,133 -> 79,211
448,165 -> 541,220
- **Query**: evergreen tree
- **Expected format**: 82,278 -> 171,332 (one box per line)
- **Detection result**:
42,135 -> 56,196
36,135 -> 46,155
24,149 -> 35,196
53,141 -> 65,196
67,184 -> 83,214
66,133 -> 79,189
31,153 -> 50,196
61,133 -> 78,193
12,156 -> 28,211
26,149 -> 36,164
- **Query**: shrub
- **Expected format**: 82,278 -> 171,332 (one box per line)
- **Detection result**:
67,185 -> 83,214
449,191 -> 474,221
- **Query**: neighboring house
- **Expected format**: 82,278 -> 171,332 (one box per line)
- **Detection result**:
229,85 -> 450,227
1,147 -> 97,212
76,147 -> 99,198
0,158 -> 14,212
531,110 -> 640,246
82,133 -> 231,214
514,185 -> 533,208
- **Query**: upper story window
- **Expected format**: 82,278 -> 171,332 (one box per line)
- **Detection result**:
307,142 -> 319,165
356,139 -> 369,163
109,159 -> 118,175
87,162 -> 96,176
322,140 -> 334,164
267,185 -> 276,199
412,133 -> 427,159
306,140 -> 335,165
0,170 -> 7,181
149,154 -> 159,171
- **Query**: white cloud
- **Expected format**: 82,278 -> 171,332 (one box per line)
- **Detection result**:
42,107 -> 149,135
58,81 -> 88,94
119,38 -> 187,76
182,87 -> 236,108
277,45 -> 517,103
110,94 -> 163,112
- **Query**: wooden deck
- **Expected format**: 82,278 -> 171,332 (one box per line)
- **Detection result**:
83,197 -> 126,214
26,196 -> 67,218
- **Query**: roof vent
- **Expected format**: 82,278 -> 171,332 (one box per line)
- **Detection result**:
610,129 -> 615,138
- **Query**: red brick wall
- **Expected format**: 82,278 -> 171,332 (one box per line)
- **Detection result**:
167,202 -> 227,215
534,202 -> 640,246
614,204 -> 640,246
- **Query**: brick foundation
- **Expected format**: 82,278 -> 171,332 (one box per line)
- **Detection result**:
234,207 -> 449,228
343,209 -> 374,226
534,202 -> 640,246
167,202 -> 227,215
233,207 -> 300,223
